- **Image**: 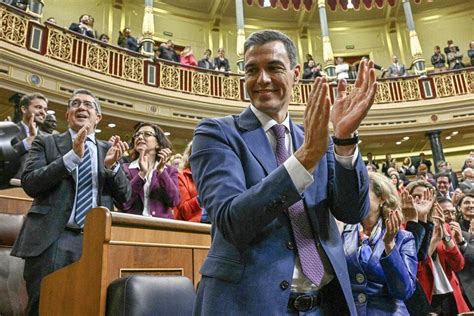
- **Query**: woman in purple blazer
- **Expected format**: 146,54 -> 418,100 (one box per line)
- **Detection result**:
342,171 -> 417,315
122,122 -> 180,219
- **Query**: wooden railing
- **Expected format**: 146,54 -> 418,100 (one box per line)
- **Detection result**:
0,2 -> 472,106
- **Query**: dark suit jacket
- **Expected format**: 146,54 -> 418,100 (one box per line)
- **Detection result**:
458,230 -> 474,308
68,23 -> 95,38
190,106 -> 369,315
11,131 -> 131,258
459,180 -> 474,194
387,63 -> 407,77
11,121 -> 41,180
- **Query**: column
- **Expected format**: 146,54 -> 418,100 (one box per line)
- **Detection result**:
141,0 -> 155,57
426,130 -> 445,172
235,0 -> 245,73
402,0 -> 425,75
27,0 -> 44,20
317,0 -> 335,78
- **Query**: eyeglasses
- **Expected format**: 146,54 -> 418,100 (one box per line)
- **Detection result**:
134,131 -> 156,139
443,210 -> 456,215
69,99 -> 96,110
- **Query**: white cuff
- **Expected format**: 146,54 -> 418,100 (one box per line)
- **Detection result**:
334,146 -> 359,170
283,155 -> 314,194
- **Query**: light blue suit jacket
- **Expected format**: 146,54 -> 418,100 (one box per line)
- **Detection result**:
190,106 -> 369,315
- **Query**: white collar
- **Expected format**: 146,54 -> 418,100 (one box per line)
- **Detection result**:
68,128 -> 96,144
250,104 -> 291,133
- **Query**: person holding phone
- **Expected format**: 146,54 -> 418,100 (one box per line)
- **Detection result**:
121,122 -> 180,219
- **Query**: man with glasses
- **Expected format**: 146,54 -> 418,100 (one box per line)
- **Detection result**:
11,89 -> 131,316
438,197 -> 473,310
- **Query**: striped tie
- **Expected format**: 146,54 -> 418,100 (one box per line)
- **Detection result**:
74,142 -> 93,228
271,124 -> 324,286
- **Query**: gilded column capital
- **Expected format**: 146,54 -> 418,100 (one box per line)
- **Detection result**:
236,28 -> 245,58
322,36 -> 334,64
142,5 -> 155,37
409,30 -> 423,58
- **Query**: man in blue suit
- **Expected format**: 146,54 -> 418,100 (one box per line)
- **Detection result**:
190,30 -> 378,315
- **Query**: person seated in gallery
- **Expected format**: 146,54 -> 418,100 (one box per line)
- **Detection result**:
468,41 -> 474,67
387,55 -> 407,78
198,49 -> 215,70
156,40 -> 180,63
447,44 -> 465,70
302,60 -> 323,80
180,46 -> 198,67
121,122 -> 180,219
431,46 -> 446,72
335,57 -> 349,80
213,47 -> 231,72
443,39 -> 460,55
69,14 -> 95,38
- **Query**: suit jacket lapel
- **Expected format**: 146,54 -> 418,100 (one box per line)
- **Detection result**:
54,131 -> 76,183
96,140 -> 108,204
237,107 -> 277,174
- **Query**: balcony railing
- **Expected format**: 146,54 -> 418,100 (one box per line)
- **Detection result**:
0,3 -> 472,106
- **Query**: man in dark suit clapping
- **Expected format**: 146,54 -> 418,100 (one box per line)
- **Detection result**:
11,89 -> 131,316
11,93 -> 48,181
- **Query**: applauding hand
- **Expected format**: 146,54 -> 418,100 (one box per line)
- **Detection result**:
104,135 -> 128,169
331,60 -> 378,155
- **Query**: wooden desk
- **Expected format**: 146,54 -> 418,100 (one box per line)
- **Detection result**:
0,187 -> 32,215
39,207 -> 211,316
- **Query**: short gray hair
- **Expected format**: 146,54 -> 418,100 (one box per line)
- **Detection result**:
68,89 -> 101,114
244,30 -> 298,69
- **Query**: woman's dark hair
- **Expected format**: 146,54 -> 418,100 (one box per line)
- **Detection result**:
130,122 -> 172,161
457,193 -> 474,208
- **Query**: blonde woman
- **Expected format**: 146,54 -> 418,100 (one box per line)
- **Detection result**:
342,172 -> 417,315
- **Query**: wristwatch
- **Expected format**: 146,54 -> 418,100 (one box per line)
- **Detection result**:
457,238 -> 467,247
332,131 -> 359,146
442,235 -> 452,243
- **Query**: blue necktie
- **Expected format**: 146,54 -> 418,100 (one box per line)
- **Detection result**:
271,124 -> 324,286
74,142 -> 93,228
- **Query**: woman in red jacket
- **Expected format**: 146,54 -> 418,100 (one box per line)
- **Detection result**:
416,200 -> 470,315
174,142 -> 202,222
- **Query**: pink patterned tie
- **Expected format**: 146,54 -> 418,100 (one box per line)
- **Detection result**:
271,124 -> 324,286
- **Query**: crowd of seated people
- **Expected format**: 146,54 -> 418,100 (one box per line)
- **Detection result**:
363,151 -> 474,314
41,13 -> 231,72
300,39 -> 473,81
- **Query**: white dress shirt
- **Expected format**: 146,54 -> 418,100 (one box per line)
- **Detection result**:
250,105 -> 358,292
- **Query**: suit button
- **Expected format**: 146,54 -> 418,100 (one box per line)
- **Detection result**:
287,241 -> 295,250
280,280 -> 289,289
356,273 -> 365,284
357,293 -> 367,303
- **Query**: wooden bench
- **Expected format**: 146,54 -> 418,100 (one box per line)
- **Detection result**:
39,207 -> 211,315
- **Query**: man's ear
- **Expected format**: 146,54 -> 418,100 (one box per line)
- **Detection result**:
293,64 -> 301,85
95,113 -> 102,126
